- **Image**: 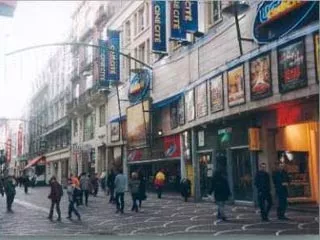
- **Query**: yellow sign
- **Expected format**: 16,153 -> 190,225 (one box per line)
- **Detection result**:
248,128 -> 261,151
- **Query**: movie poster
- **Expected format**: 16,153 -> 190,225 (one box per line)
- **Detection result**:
209,74 -> 224,113
227,64 -> 245,107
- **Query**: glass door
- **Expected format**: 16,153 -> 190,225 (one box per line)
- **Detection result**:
231,148 -> 253,201
199,153 -> 212,197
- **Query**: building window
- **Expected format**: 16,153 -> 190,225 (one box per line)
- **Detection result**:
124,21 -> 131,45
73,119 -> 78,137
208,0 -> 222,27
133,13 -> 138,36
138,43 -> 145,68
145,2 -> 149,27
84,113 -> 94,141
146,39 -> 150,64
138,7 -> 144,32
99,104 -> 106,127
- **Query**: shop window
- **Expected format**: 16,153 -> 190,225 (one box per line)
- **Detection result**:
83,113 -> 94,141
99,104 -> 106,127
73,119 -> 78,137
278,151 -> 311,199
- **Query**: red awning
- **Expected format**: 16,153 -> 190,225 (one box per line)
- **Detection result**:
24,156 -> 45,170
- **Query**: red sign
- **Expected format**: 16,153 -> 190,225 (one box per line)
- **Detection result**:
163,134 -> 181,158
127,149 -> 143,162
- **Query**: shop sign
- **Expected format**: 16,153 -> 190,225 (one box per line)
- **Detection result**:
185,89 -> 195,122
126,100 -> 150,148
152,0 -> 167,53
98,39 -> 107,86
218,128 -> 232,148
209,74 -> 224,113
253,1 -> 319,44
248,128 -> 261,151
249,52 -> 273,100
163,135 -> 181,158
128,69 -> 151,105
170,0 -> 187,41
314,33 -> 319,83
277,38 -> 307,93
227,64 -> 245,107
127,149 -> 143,162
182,0 -> 198,33
110,122 -> 120,142
195,82 -> 208,119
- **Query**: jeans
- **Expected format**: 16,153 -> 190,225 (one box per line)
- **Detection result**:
116,192 -> 125,213
81,190 -> 89,206
68,200 -> 80,218
216,201 -> 226,219
156,186 -> 163,199
109,188 -> 115,203
277,192 -> 288,218
6,194 -> 15,211
24,184 -> 28,194
49,200 -> 61,219
258,192 -> 273,220
131,193 -> 139,212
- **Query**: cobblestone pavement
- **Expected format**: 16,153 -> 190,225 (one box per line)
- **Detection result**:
0,187 -> 318,237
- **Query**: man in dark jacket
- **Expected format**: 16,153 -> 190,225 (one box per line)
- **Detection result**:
48,176 -> 63,221
107,170 -> 116,203
272,162 -> 290,220
210,170 -> 231,221
3,175 -> 17,212
254,163 -> 272,221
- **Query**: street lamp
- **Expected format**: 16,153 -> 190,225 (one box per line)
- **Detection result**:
221,1 -> 254,55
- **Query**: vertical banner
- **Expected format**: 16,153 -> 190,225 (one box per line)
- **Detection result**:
17,124 -> 23,157
182,0 -> 198,33
98,39 -> 107,86
106,30 -> 120,84
6,138 -> 11,163
170,0 -> 187,41
152,0 -> 167,53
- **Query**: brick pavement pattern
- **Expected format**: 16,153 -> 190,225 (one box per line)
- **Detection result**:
0,187 -> 318,237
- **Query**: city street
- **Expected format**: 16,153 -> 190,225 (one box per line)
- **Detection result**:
0,186 -> 318,237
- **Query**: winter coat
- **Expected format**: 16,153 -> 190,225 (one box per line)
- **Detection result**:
138,176 -> 147,200
114,173 -> 127,193
211,172 -> 230,202
107,172 -> 115,189
272,170 -> 290,196
48,181 -> 63,202
80,176 -> 90,191
254,170 -> 271,194
4,177 -> 16,196
180,178 -> 191,198
129,179 -> 140,194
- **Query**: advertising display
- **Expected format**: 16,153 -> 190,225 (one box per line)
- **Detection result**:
227,65 -> 245,107
98,39 -> 107,86
163,135 -> 181,158
278,39 -> 307,93
314,33 -> 319,83
152,0 -> 167,53
177,95 -> 185,125
170,102 -> 178,129
185,89 -> 195,122
182,0 -> 198,33
110,122 -> 120,142
106,30 -> 120,83
249,52 -> 272,100
170,0 -> 186,41
126,100 -> 150,148
195,82 -> 208,118
128,69 -> 151,104
209,74 -> 224,113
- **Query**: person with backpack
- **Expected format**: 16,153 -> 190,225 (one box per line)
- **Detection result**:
3,175 -> 17,212
48,176 -> 63,221
66,178 -> 81,221
210,169 -> 231,221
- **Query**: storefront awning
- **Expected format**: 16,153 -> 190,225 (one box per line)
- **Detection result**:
109,115 -> 127,123
24,156 -> 45,170
152,92 -> 183,109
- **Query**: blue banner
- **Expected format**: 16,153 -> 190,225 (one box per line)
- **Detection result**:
152,0 -> 167,53
98,39 -> 107,86
170,0 -> 187,41
182,0 -> 198,33
106,30 -> 120,83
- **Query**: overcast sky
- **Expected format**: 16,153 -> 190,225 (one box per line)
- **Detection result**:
0,1 -> 77,119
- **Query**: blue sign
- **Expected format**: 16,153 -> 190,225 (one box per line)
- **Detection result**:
106,30 -> 120,83
128,69 -> 152,104
98,39 -> 107,86
182,0 -> 198,33
152,0 -> 167,54
253,1 -> 319,44
170,0 -> 187,41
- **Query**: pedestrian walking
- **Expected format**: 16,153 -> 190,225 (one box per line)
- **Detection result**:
2,175 -> 17,212
100,172 -> 107,196
210,169 -> 231,221
272,162 -> 290,220
254,162 -> 272,221
23,173 -> 29,194
107,169 -> 116,204
91,173 -> 99,197
129,172 -> 140,212
114,169 -> 127,214
48,176 -> 63,221
80,172 -> 90,206
138,171 -> 147,208
154,169 -> 165,199
66,178 -> 81,221
180,178 -> 191,202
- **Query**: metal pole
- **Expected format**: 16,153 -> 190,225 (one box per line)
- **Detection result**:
234,3 -> 243,56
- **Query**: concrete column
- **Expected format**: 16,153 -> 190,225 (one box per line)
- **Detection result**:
180,133 -> 186,179
191,128 -> 201,202
58,161 -> 62,183
122,145 -> 128,191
